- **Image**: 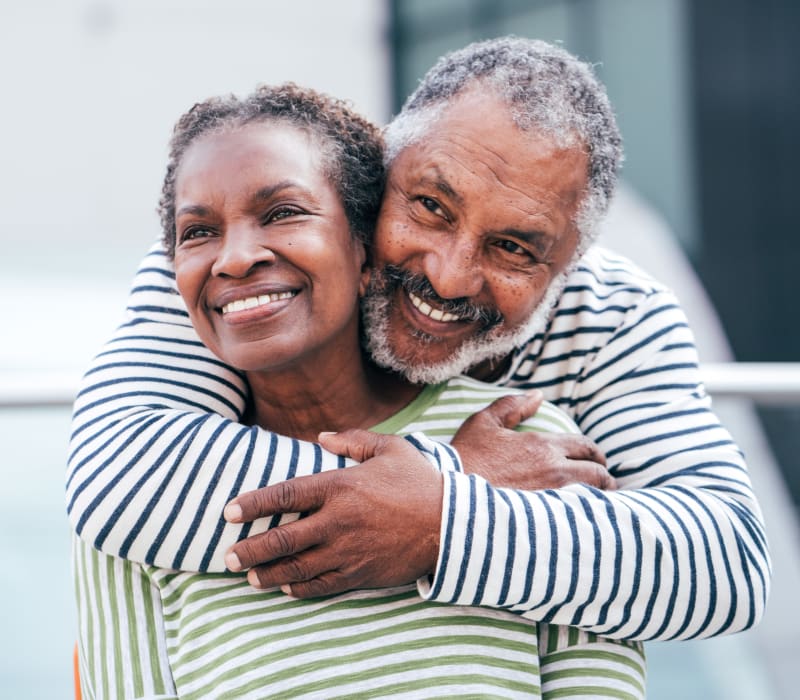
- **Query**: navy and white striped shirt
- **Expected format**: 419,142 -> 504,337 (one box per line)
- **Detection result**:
66,242 -> 770,641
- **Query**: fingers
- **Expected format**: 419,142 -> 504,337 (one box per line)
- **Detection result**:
317,429 -> 399,463
225,473 -> 331,523
281,572 -> 351,599
460,391 -> 544,433
556,434 -> 607,466
225,517 -> 321,571
568,460 -> 617,491
248,560 -> 345,595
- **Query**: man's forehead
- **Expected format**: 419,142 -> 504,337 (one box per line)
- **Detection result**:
389,124 -> 588,200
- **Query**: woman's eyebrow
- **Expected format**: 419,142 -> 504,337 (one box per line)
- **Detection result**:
175,203 -> 211,218
253,180 -> 306,202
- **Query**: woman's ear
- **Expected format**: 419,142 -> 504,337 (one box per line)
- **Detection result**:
359,263 -> 371,298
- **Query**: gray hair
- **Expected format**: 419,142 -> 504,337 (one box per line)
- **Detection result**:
384,36 -> 623,255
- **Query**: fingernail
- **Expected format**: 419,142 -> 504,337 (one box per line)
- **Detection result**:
318,431 -> 336,438
247,569 -> 262,589
281,584 -> 294,597
224,503 -> 242,522
225,551 -> 242,572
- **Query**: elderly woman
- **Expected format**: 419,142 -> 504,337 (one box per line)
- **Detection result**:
73,84 -> 644,699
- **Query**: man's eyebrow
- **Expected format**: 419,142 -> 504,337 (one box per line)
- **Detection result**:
419,167 -> 463,205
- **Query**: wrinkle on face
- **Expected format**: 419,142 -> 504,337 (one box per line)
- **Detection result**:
366,90 -> 589,381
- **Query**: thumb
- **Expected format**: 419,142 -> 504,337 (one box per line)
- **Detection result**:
318,428 -> 395,463
475,390 -> 544,431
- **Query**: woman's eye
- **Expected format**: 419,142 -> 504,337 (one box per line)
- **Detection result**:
267,207 -> 302,223
179,226 -> 213,243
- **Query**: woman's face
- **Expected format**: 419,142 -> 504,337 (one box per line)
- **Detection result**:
173,122 -> 367,374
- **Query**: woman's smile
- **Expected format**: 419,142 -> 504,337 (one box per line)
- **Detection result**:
172,122 -> 366,374
219,290 -> 297,316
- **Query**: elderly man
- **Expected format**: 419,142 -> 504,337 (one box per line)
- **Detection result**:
67,36 -> 769,648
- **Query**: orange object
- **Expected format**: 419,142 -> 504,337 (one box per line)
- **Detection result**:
73,643 -> 82,700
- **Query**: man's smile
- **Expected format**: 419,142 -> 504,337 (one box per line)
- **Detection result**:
407,290 -> 463,323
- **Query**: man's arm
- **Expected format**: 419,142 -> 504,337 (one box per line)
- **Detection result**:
66,243 -> 466,571
224,286 -> 770,641
66,243 -> 348,571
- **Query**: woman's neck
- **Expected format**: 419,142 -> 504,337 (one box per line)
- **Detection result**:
244,354 -> 421,442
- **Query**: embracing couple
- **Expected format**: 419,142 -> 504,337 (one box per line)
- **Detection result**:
69,37 -> 769,699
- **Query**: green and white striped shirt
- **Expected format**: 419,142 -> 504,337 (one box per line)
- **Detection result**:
75,377 -> 645,699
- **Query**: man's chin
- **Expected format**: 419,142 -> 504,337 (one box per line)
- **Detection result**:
364,309 -> 522,385
361,268 -> 567,384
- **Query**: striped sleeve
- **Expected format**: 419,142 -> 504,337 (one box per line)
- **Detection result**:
73,534 -> 177,700
420,261 -> 770,641
67,243 -> 461,573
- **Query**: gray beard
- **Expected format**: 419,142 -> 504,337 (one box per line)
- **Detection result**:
361,270 -> 569,385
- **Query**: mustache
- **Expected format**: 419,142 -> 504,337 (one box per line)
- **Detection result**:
371,265 -> 503,328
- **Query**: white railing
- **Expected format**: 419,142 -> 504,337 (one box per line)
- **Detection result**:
1,363 -> 800,408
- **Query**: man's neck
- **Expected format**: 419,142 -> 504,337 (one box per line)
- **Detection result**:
466,353 -> 512,383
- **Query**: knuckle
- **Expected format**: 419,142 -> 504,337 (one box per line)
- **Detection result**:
283,556 -> 309,582
493,395 -> 518,411
599,466 -> 617,490
235,538 -> 259,567
293,579 -> 323,599
274,481 -> 296,512
267,526 -> 296,557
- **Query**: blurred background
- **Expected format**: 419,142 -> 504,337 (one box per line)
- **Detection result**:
1,0 -> 798,697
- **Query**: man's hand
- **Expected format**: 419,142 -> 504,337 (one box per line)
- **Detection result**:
223,430 -> 443,598
451,390 -> 615,490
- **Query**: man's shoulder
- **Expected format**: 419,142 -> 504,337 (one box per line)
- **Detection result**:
499,246 -> 683,391
125,238 -> 190,326
547,244 -> 677,334
564,245 -> 670,300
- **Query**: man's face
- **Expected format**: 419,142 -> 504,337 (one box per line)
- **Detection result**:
363,90 -> 589,383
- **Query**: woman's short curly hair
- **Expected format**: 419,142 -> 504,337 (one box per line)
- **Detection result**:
158,83 -> 385,256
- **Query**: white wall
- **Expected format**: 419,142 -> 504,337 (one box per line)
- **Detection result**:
0,4 -> 390,697
0,0 -> 391,371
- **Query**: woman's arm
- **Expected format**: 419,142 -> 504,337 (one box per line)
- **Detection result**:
73,534 -> 176,699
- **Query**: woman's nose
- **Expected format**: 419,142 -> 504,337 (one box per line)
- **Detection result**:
211,226 -> 276,278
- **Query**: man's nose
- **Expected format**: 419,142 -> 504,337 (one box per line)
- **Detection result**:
211,225 -> 276,278
422,237 -> 484,300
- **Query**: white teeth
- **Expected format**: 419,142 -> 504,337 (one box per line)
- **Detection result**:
221,292 -> 294,315
408,291 -> 461,323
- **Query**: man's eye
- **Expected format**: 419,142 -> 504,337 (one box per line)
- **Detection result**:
418,196 -> 444,216
496,239 -> 528,256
